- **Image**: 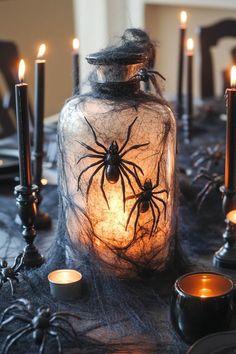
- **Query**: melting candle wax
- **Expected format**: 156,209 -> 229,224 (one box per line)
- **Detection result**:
48,269 -> 82,284
198,288 -> 213,298
178,273 -> 233,298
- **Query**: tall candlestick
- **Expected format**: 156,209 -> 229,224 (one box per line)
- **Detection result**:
15,59 -> 32,187
177,10 -> 187,119
72,38 -> 80,95
214,66 -> 236,269
225,65 -> 236,191
33,43 -> 46,188
15,59 -> 44,268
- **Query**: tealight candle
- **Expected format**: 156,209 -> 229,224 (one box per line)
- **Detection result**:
48,269 -> 83,301
171,272 -> 234,344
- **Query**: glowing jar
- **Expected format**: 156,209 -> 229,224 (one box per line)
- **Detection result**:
58,38 -> 177,277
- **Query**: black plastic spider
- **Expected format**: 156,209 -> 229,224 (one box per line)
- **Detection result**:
130,67 -> 166,95
77,116 -> 149,211
191,144 -> 224,172
0,253 -> 23,296
131,67 -> 166,83
0,298 -> 80,354
125,162 -> 168,240
192,171 -> 224,210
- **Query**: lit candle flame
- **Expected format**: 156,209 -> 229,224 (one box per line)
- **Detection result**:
187,38 -> 194,55
37,43 -> 46,58
187,38 -> 194,51
180,11 -> 187,29
230,65 -> 236,88
18,59 -> 25,82
41,178 -> 48,186
73,38 -> 79,51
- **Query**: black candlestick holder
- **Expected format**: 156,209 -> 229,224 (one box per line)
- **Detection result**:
213,186 -> 236,269
14,184 -> 44,268
182,113 -> 192,144
35,193 -> 52,230
33,149 -> 52,230
15,163 -> 52,230
34,180 -> 52,231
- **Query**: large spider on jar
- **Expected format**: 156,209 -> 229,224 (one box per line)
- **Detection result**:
191,144 -> 224,172
125,162 -> 168,240
0,298 -> 81,354
77,116 -> 149,211
192,171 -> 224,210
0,253 -> 23,296
130,67 -> 166,95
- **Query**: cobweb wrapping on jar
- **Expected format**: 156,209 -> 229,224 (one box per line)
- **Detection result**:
59,28 -> 183,274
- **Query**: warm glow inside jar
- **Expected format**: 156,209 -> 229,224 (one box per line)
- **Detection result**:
58,46 -> 177,277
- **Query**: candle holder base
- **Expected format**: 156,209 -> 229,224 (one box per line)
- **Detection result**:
22,244 -> 44,268
14,184 -> 44,269
213,220 -> 236,269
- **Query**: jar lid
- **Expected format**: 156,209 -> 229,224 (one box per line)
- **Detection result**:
86,49 -> 147,65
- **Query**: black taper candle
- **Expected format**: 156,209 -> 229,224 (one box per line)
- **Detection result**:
183,38 -> 193,144
177,11 -> 187,119
187,53 -> 193,117
72,38 -> 80,95
225,87 -> 236,191
73,52 -> 79,95
177,28 -> 185,117
33,58 -> 45,187
32,45 -> 51,230
15,82 -> 32,187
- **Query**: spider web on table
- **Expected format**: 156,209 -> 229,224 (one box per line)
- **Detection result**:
0,144 -> 226,354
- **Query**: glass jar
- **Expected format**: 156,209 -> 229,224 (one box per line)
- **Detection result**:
58,40 -> 177,278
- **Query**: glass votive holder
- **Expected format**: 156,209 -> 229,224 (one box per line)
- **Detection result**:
171,272 -> 234,344
48,269 -> 83,301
